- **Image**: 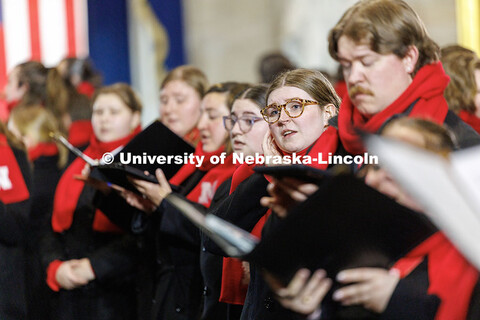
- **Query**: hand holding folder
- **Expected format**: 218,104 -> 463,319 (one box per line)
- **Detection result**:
52,120 -> 193,195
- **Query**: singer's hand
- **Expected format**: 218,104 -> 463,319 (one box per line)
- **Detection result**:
129,169 -> 172,207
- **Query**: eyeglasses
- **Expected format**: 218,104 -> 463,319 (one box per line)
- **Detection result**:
223,115 -> 263,133
261,98 -> 319,124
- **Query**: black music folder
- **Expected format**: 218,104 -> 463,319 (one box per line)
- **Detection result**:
242,174 -> 436,282
91,120 -> 195,192
160,171 -> 436,281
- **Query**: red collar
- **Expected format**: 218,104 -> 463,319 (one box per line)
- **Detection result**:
28,142 -> 58,161
68,120 -> 93,148
51,126 -> 141,233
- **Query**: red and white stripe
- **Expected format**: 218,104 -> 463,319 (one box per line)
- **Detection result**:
1,0 -> 88,73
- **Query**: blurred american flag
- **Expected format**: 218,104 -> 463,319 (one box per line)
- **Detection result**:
0,0 -> 88,90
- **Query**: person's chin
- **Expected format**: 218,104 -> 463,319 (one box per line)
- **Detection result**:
201,141 -> 216,153
355,103 -> 379,116
233,146 -> 245,154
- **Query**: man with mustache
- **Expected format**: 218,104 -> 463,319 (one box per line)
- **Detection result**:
262,1 -> 480,319
328,0 -> 480,156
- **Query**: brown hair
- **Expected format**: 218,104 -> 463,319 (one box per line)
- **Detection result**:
10,105 -> 68,168
328,0 -> 439,76
92,83 -> 143,113
440,46 -> 479,113
161,65 -> 208,99
58,57 -> 102,88
236,84 -> 269,110
266,68 -> 341,109
16,61 -> 49,106
382,117 -> 456,155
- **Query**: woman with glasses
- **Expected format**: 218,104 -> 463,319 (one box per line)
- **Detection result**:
200,84 -> 270,320
204,69 -> 341,320
121,82 -> 245,320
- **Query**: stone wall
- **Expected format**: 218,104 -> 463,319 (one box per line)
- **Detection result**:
182,0 -> 456,83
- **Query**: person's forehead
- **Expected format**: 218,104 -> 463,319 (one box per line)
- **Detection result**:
267,86 -> 314,104
202,92 -> 226,110
160,80 -> 193,96
232,99 -> 259,114
337,36 -> 376,59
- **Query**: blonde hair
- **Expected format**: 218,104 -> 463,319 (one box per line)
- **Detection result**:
10,105 -> 68,168
161,65 -> 209,98
0,121 -> 25,151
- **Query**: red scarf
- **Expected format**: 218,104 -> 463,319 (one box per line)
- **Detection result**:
76,81 -> 96,98
459,110 -> 480,134
183,127 -> 201,147
0,100 -> 9,122
334,80 -> 348,101
169,143 -> 237,206
68,120 -> 94,148
0,134 -> 30,204
28,142 -> 58,161
51,127 -> 140,233
219,127 -> 339,305
392,232 -> 478,320
338,62 -> 450,155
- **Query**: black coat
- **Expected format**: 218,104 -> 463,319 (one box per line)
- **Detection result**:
201,173 -> 271,320
200,177 -> 242,320
0,145 -> 32,320
124,169 -> 209,320
40,169 -> 138,320
25,154 -> 63,320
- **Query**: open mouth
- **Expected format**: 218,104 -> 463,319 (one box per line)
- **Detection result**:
233,140 -> 245,149
282,130 -> 296,138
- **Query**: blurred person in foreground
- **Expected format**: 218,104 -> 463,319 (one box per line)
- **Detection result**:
263,117 -> 480,319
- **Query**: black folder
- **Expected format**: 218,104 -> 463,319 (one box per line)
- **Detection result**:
112,120 -> 194,179
243,174 -> 437,283
91,121 -> 194,193
161,173 -> 437,319
254,164 -> 340,184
